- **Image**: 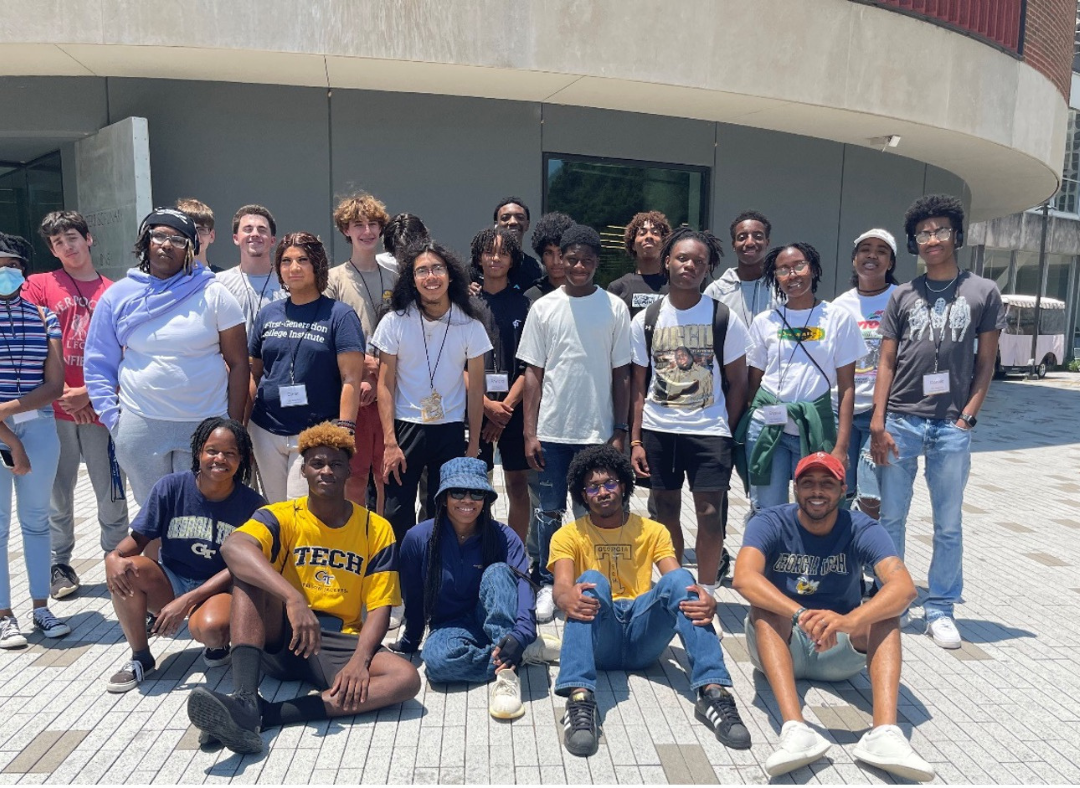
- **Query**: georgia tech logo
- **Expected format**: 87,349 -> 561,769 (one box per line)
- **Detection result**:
795,575 -> 820,595
192,543 -> 217,559
314,570 -> 336,586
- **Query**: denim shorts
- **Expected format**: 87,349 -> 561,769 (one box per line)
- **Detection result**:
159,561 -> 205,598
744,613 -> 866,682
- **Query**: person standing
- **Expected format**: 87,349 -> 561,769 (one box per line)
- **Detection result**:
705,210 -> 775,326
175,198 -> 220,272
491,197 -> 543,291
607,211 -> 671,317
216,205 -> 285,337
522,212 -> 574,305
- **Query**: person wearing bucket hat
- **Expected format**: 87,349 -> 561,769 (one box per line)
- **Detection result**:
394,456 -> 561,721
84,208 -> 250,511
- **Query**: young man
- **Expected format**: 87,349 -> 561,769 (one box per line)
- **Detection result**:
630,227 -> 749,596
493,197 -> 543,291
551,445 -> 750,757
186,422 -> 420,754
517,224 -> 631,623
704,210 -> 775,327
733,452 -> 934,781
870,194 -> 1005,650
26,211 -> 129,599
607,211 -> 671,317
325,193 -> 398,511
175,198 -> 220,272
216,205 -> 285,336
523,212 -> 574,304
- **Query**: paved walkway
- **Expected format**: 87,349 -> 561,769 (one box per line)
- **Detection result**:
1,375 -> 1078,785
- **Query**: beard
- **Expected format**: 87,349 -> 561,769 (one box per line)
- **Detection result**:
797,494 -> 841,522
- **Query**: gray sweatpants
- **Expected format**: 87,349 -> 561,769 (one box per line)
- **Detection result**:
49,419 -> 130,565
112,410 -> 203,509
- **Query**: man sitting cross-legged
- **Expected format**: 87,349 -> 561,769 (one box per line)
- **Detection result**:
732,451 -> 934,781
550,444 -> 750,757
186,422 -> 420,754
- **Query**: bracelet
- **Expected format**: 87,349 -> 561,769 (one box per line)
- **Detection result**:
629,440 -> 643,447
335,419 -> 357,429
791,607 -> 808,628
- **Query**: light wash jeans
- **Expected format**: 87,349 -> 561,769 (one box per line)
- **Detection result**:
554,568 -> 732,695
878,413 -> 971,622
744,418 -> 802,512
844,409 -> 882,505
535,441 -> 593,585
0,409 -> 61,608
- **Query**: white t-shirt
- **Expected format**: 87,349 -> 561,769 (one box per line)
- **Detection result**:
216,266 -> 287,337
517,287 -> 632,444
370,304 -> 492,424
118,282 -> 245,422
630,296 -> 750,436
830,286 -> 896,414
747,301 -> 867,435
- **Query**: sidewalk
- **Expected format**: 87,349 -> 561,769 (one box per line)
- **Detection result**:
0,375 -> 1078,784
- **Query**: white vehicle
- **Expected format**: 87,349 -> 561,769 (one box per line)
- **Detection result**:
996,294 -> 1066,378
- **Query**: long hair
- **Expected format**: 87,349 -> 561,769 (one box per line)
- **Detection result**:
389,240 -> 487,323
763,242 -> 823,302
189,416 -> 254,486
421,500 -> 504,628
469,226 -> 523,283
133,224 -> 196,276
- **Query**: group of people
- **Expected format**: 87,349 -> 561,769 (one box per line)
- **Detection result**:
0,188 -> 1006,780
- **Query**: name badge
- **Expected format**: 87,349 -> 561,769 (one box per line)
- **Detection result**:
279,384 -> 309,407
12,410 -> 40,424
420,390 -> 444,423
922,372 -> 950,396
761,404 -> 788,426
485,373 -> 509,393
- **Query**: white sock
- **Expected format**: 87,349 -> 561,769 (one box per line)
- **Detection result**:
700,583 -> 718,598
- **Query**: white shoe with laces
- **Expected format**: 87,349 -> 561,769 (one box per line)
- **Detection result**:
0,616 -> 27,649
535,585 -> 555,623
927,616 -> 961,649
853,724 -> 936,782
488,669 -> 524,720
522,633 -> 561,664
764,720 -> 832,777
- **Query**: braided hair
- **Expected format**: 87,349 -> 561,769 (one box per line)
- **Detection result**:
659,226 -> 725,276
133,224 -> 196,276
189,416 -> 254,486
763,242 -> 823,302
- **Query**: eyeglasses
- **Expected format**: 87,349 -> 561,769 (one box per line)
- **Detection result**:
448,489 -> 487,501
774,260 -> 810,277
584,479 -> 620,497
914,227 -> 953,245
414,264 -> 448,279
149,232 -> 188,247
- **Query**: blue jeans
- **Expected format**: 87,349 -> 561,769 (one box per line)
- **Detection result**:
535,441 -> 595,585
841,409 -> 882,507
878,414 -> 971,622
421,563 -> 521,683
554,568 -> 732,695
744,418 -> 802,512
0,409 -> 61,608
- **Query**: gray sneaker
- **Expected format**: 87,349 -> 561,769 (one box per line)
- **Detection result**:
107,658 -> 153,693
50,564 -> 80,600
0,616 -> 27,649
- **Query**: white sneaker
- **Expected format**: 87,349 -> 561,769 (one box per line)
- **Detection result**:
535,585 -> 555,623
0,616 -> 27,649
522,633 -> 561,664
764,720 -> 832,777
488,669 -> 524,720
388,605 -> 404,630
853,724 -> 936,782
927,616 -> 961,649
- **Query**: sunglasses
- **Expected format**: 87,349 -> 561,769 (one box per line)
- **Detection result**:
584,479 -> 620,497
448,489 -> 487,501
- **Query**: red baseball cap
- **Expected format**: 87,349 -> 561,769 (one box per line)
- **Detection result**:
794,451 -> 845,482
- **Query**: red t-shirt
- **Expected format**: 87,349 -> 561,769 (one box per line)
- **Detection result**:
22,269 -> 114,424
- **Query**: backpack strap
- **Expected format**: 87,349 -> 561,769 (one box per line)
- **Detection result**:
712,298 -> 731,395
641,296 -> 665,390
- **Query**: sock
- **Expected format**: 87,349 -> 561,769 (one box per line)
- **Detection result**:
261,695 -> 329,728
700,583 -> 717,598
131,648 -> 155,670
230,644 -> 262,697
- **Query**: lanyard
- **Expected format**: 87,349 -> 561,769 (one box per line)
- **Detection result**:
350,261 -> 385,312
920,274 -> 960,374
776,303 -> 831,393
420,304 -> 453,392
245,271 -> 274,321
284,297 -> 328,385
1,300 -> 32,391
62,270 -> 101,319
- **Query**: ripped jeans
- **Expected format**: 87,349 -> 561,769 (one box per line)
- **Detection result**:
842,409 -> 881,507
535,441 -> 595,586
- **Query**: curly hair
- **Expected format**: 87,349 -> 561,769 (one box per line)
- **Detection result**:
659,226 -> 724,275
729,210 -> 772,244
903,194 -> 965,243
298,422 -> 356,458
274,232 -> 330,293
530,212 -> 574,259
383,213 -> 430,257
189,417 -> 254,486
763,242 -> 823,302
133,224 -> 195,276
389,240 -> 487,323
469,226 -> 523,283
333,193 -> 390,236
567,444 -> 636,510
623,211 -> 671,257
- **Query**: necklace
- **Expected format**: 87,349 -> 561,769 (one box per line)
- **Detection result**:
857,284 -> 889,296
925,272 -> 959,293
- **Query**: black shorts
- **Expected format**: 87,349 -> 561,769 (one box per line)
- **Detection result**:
262,616 -> 368,691
642,430 -> 734,493
479,408 -> 529,473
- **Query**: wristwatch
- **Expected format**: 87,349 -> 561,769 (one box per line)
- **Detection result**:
613,422 -> 629,433
791,607 -> 808,628
958,413 -> 977,428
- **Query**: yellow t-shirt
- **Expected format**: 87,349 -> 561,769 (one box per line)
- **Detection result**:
547,513 -> 675,601
236,497 -> 400,635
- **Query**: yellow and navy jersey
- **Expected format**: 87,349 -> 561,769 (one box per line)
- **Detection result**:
236,497 -> 400,635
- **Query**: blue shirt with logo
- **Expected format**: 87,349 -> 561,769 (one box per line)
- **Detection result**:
132,471 -> 266,582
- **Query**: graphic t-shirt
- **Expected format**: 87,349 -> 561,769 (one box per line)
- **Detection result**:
237,498 -> 400,634
215,267 -> 287,338
607,272 -> 669,318
830,286 -> 896,414
325,260 -> 399,339
249,296 -> 365,436
879,272 -> 1006,421
517,287 -> 632,444
22,271 -> 113,423
548,514 -> 675,601
0,299 -> 60,403
747,302 -> 867,435
630,296 -> 750,436
132,471 -> 266,582
741,504 -> 897,615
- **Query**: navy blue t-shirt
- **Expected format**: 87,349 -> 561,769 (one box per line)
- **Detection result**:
250,295 -> 365,435
479,286 -> 529,402
132,471 -> 267,582
742,504 -> 897,614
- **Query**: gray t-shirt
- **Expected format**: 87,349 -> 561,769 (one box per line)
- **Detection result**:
215,267 -> 287,338
879,271 -> 1005,420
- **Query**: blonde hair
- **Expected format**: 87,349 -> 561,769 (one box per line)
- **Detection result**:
333,193 -> 390,236
298,422 -> 356,457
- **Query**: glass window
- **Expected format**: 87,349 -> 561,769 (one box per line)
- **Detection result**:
1053,109 -> 1080,216
544,154 -> 710,287
981,248 -> 1012,292
0,151 -> 64,274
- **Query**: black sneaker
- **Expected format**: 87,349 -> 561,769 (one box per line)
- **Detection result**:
203,645 -> 232,668
145,612 -> 157,637
716,548 -> 732,583
561,689 -> 600,757
187,688 -> 263,754
695,686 -> 752,750
50,563 -> 80,600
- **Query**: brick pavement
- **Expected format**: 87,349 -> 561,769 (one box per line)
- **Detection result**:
0,375 -> 1078,784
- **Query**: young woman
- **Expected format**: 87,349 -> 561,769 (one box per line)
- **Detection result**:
736,243 -> 866,512
0,233 -> 67,648
371,241 -> 492,541
393,457 -> 559,720
249,232 -> 365,503
84,208 -> 249,508
103,417 -> 265,692
831,230 -> 901,519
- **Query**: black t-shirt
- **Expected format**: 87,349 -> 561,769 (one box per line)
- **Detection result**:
479,286 -> 530,402
607,272 -> 669,318
471,253 -> 544,294
524,277 -> 557,305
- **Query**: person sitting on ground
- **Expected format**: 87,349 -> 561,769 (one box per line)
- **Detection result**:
732,451 -> 934,781
392,456 -> 560,720
186,422 -> 420,754
550,444 -> 751,758
104,417 -> 265,692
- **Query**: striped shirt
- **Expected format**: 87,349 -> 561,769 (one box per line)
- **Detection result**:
0,298 -> 61,403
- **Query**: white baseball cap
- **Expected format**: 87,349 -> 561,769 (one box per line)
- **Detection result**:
852,229 -> 897,254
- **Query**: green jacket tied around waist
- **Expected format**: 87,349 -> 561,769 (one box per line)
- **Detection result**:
733,388 -> 837,490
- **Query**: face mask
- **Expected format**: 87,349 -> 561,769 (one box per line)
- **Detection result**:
0,266 -> 25,296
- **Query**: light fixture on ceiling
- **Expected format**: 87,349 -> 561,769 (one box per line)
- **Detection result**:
869,134 -> 902,151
